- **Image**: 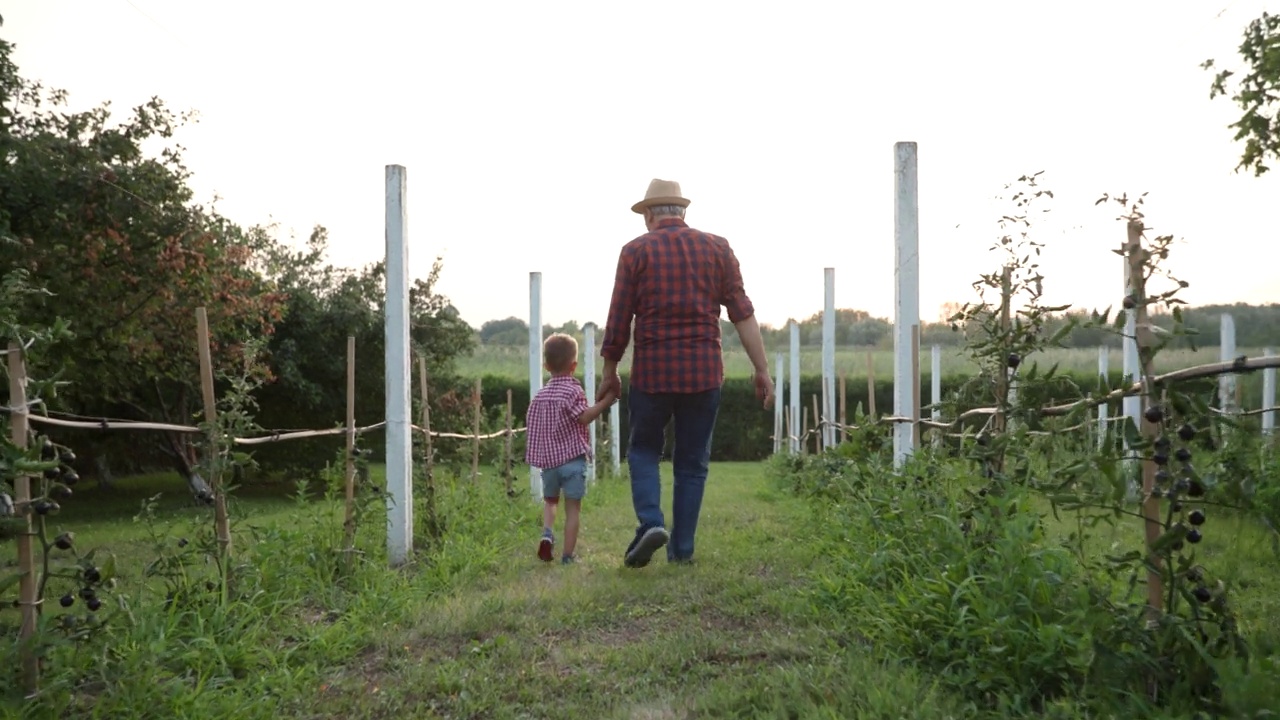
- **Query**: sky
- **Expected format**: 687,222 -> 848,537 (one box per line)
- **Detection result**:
7,1 -> 1279,331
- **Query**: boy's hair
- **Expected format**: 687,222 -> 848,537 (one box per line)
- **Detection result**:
543,333 -> 578,374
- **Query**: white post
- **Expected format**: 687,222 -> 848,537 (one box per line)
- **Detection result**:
610,396 -> 621,474
1264,347 -> 1276,438
1097,346 -> 1109,450
822,268 -> 836,450
774,352 -> 785,454
1219,314 -> 1237,414
383,165 -> 413,567
789,319 -> 801,454
528,272 -> 543,500
584,322 -> 596,484
893,141 -> 920,469
1122,250 -> 1141,494
930,345 -> 941,421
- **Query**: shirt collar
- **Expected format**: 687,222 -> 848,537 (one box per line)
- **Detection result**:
655,218 -> 688,230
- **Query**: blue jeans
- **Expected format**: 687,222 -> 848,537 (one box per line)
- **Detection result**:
627,386 -> 721,561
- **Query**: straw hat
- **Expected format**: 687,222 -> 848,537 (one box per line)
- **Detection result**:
631,179 -> 691,214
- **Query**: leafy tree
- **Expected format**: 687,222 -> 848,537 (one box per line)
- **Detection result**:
1203,12 -> 1280,175
0,30 -> 282,493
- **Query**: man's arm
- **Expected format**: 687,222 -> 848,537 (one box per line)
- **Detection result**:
733,314 -> 769,375
719,241 -> 774,408
598,246 -> 635,401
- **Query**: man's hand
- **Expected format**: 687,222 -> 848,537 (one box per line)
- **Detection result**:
753,368 -> 775,409
597,372 -> 621,404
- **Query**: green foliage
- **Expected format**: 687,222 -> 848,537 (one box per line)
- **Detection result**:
1204,11 -> 1280,176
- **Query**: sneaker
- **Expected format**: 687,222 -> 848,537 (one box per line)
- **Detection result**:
624,526 -> 669,568
561,555 -> 576,565
538,531 -> 554,563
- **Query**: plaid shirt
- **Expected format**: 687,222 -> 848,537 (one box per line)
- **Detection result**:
525,375 -> 591,470
602,218 -> 755,394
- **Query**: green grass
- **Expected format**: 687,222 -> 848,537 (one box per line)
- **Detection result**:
0,463 -> 968,718
461,344 -> 1272,383
4,458 -> 1277,717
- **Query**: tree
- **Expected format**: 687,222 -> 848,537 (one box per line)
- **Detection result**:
0,31 -> 283,492
1203,12 -> 1280,175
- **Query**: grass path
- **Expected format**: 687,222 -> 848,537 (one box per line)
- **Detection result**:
315,462 -> 962,719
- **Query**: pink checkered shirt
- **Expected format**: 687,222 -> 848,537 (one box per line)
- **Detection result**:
525,375 -> 591,470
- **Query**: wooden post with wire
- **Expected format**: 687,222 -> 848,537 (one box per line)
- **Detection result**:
417,356 -> 439,538
811,394 -> 821,453
1127,220 -> 1165,621
503,389 -> 514,495
471,378 -> 482,482
195,307 -> 232,561
866,352 -> 877,417
342,336 -> 357,559
8,341 -> 39,695
839,370 -> 848,441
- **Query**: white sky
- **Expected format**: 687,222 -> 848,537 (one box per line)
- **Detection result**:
7,1 -> 1279,330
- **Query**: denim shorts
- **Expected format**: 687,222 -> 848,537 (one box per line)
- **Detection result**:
541,455 -> 587,501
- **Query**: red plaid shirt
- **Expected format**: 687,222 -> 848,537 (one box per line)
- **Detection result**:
525,375 -> 591,470
602,218 -> 755,393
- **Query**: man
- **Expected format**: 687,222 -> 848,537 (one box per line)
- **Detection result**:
598,178 -> 775,569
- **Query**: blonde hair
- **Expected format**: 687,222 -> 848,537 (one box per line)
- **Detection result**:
543,333 -> 578,374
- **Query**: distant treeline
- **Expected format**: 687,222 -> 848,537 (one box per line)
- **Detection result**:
474,303 -> 1280,351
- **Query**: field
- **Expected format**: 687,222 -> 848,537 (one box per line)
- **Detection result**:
461,344 -> 1273,382
2,454 -> 1277,718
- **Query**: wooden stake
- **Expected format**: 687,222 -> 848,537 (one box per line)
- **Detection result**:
912,323 -> 921,448
1127,221 -> 1165,618
417,356 -> 437,537
785,406 -> 793,453
801,406 -> 809,455
866,351 -> 877,417
195,307 -> 231,560
811,394 -> 821,453
504,389 -> 514,495
8,342 -> 39,695
471,378 -> 483,482
838,370 -> 848,441
342,336 -> 357,552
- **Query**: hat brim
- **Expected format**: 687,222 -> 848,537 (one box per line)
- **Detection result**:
631,196 -> 692,214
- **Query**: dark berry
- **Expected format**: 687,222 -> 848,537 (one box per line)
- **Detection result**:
1177,424 -> 1196,441
1188,480 -> 1206,498
1007,353 -> 1021,369
52,485 -> 72,500
1123,295 -> 1137,309
43,467 -> 60,480
59,450 -> 76,464
1144,405 -> 1164,424
54,532 -> 74,550
40,439 -> 56,460
1153,452 -> 1169,466
83,567 -> 100,584
1192,587 -> 1212,603
1175,447 -> 1192,463
86,597 -> 102,612
977,433 -> 990,447
1172,502 -> 1183,512
1155,469 -> 1171,484
1187,528 -> 1203,544
177,538 -> 189,548
1189,509 -> 1205,526
1154,437 -> 1171,451
59,594 -> 74,608
60,470 -> 79,486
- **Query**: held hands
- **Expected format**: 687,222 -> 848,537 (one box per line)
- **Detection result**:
596,372 -> 622,405
753,368 -> 776,410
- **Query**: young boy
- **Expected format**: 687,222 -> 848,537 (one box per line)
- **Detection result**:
525,333 -> 616,565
